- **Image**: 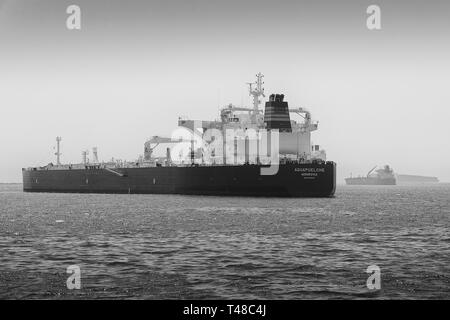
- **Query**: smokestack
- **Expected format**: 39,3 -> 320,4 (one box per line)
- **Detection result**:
264,93 -> 292,132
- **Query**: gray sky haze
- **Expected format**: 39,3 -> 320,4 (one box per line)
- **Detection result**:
1,0 -> 449,182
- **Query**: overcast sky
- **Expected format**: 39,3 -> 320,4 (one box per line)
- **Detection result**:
1,0 -> 449,183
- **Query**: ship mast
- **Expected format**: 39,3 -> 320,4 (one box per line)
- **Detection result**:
55,137 -> 62,165
247,72 -> 265,117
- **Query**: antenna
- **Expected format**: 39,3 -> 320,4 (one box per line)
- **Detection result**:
55,137 -> 62,165
248,72 -> 265,116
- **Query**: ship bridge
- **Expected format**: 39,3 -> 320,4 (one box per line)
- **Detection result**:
173,73 -> 325,162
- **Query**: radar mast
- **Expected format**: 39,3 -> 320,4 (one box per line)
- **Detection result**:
247,72 -> 265,116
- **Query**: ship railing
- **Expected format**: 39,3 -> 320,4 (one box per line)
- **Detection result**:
23,158 -> 334,171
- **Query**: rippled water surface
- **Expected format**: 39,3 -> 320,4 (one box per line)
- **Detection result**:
0,183 -> 449,299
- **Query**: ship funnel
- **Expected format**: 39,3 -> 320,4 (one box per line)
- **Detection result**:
264,94 -> 292,132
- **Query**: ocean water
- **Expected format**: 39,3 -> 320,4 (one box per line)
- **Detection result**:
0,183 -> 449,299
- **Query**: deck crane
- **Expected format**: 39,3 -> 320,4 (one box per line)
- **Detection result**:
367,166 -> 378,177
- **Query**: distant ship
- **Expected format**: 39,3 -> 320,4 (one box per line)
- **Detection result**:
345,165 -> 396,185
396,174 -> 439,184
22,73 -> 336,197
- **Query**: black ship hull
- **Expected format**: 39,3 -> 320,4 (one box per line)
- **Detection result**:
23,162 -> 336,197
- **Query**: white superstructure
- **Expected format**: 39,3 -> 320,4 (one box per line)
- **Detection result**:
173,73 -> 326,164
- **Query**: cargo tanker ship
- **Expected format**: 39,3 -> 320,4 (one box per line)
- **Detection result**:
23,73 -> 336,197
345,165 -> 396,185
